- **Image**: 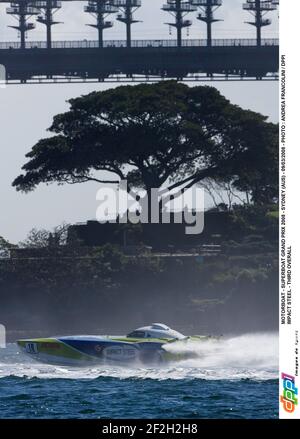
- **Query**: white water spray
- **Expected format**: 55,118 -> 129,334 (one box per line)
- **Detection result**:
164,333 -> 278,369
0,333 -> 278,381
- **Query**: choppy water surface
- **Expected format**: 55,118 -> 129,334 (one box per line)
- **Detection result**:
0,333 -> 279,419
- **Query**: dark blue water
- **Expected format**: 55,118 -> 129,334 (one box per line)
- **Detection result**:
0,335 -> 279,419
0,375 -> 278,419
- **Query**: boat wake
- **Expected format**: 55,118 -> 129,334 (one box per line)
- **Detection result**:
0,333 -> 278,381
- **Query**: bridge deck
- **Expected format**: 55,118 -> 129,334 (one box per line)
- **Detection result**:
0,38 -> 279,50
0,39 -> 279,83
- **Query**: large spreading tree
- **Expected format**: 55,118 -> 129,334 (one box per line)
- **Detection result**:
13,81 -> 278,208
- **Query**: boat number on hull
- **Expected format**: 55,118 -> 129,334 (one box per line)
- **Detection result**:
102,346 -> 138,361
25,343 -> 39,354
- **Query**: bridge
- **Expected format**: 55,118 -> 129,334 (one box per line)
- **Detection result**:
0,1 -> 279,84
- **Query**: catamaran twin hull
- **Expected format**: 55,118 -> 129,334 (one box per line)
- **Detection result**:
17,324 -> 218,367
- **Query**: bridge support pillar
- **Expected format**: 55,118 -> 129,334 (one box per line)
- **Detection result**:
111,0 -> 142,48
191,0 -> 223,48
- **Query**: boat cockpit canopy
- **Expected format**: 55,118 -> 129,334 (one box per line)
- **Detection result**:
127,323 -> 185,340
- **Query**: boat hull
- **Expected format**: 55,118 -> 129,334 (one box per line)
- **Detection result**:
17,336 -> 166,366
17,333 -> 218,366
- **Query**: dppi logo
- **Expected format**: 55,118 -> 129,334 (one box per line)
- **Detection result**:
280,373 -> 298,413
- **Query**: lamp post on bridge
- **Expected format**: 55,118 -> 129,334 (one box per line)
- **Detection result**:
243,0 -> 278,47
190,0 -> 222,47
85,0 -> 118,48
35,1 -> 62,49
162,0 -> 196,48
109,0 -> 141,48
6,1 -> 39,49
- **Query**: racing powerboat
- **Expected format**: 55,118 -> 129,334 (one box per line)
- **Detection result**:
17,323 -> 217,366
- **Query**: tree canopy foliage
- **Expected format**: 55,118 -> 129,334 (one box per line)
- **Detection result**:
18,223 -> 70,248
13,81 -> 278,205
0,236 -> 15,258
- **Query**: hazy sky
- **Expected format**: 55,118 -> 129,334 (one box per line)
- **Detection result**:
0,0 -> 279,243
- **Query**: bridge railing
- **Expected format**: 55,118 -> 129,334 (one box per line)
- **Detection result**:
0,38 -> 279,50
